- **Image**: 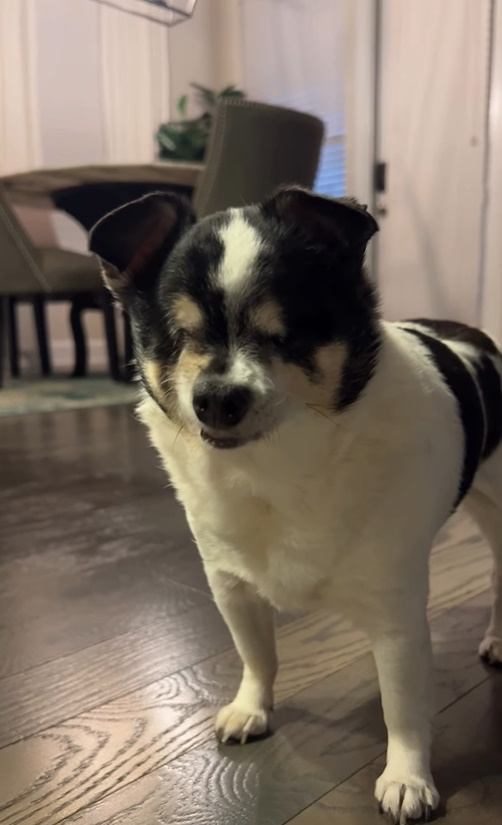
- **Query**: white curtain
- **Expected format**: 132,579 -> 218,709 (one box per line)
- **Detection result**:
0,0 -> 41,174
241,0 -> 348,197
99,0 -> 170,163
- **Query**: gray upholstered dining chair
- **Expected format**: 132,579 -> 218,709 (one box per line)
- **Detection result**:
193,98 -> 325,218
0,184 -> 120,387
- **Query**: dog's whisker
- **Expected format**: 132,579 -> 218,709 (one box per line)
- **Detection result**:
173,424 -> 185,448
305,403 -> 336,424
160,373 -> 177,389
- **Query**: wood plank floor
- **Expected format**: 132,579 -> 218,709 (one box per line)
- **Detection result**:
0,404 -> 500,824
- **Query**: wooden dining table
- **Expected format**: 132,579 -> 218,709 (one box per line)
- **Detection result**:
1,161 -> 204,209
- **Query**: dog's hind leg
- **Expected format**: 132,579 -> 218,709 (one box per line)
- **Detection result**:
465,446 -> 502,665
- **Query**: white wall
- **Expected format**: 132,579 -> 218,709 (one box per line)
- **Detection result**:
167,0 -> 244,120
168,0 -> 220,117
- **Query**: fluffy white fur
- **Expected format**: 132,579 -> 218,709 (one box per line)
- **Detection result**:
217,209 -> 264,292
138,319 -> 502,823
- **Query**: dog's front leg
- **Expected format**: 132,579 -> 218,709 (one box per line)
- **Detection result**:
206,567 -> 277,744
369,599 -> 440,824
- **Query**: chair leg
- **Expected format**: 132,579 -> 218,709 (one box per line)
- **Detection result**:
0,297 -> 7,388
101,293 -> 122,382
7,297 -> 20,378
33,296 -> 52,376
123,312 -> 135,382
70,297 -> 87,377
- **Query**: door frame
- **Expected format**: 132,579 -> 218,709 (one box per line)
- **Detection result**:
345,0 -> 380,279
480,0 -> 502,339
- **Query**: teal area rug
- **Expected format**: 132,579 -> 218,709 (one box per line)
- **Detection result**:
0,377 -> 138,417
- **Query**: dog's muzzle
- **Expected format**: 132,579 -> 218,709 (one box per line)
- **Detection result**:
192,381 -> 253,449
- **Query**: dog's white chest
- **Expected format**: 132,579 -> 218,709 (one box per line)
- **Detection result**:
140,398 -> 338,610
183,466 -> 335,611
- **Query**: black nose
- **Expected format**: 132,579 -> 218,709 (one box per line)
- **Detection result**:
193,384 -> 252,429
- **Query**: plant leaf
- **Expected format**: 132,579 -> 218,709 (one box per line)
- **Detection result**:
177,94 -> 188,118
156,114 -> 212,161
219,88 -> 246,100
191,82 -> 217,111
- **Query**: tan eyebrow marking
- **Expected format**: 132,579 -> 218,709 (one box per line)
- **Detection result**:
250,301 -> 286,337
171,295 -> 204,332
272,341 -> 347,409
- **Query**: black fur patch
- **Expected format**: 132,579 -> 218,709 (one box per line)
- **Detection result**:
407,318 -> 502,461
410,318 -> 499,356
244,206 -> 381,409
162,215 -> 230,351
404,328 -> 485,508
473,355 -> 502,459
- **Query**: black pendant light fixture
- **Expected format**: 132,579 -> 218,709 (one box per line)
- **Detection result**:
90,0 -> 197,26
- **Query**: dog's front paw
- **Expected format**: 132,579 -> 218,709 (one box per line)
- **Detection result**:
375,767 -> 439,824
479,634 -> 502,666
215,701 -> 270,744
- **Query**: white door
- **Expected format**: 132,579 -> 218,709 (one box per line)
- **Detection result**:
376,0 -> 492,323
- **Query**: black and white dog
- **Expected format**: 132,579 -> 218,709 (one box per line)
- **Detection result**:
90,187 -> 502,824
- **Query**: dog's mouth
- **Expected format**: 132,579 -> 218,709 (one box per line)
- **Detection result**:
200,430 -> 248,450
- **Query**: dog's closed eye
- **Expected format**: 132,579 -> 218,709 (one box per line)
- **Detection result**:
253,332 -> 287,351
251,301 -> 286,339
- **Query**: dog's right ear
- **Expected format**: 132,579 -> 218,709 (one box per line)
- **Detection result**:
89,192 -> 195,300
263,186 -> 378,253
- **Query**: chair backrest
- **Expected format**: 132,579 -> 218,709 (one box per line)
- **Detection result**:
193,99 -> 325,218
0,185 -> 48,295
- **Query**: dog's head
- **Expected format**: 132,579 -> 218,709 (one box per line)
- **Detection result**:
90,186 -> 380,449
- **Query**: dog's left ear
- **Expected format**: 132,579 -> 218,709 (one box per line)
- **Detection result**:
89,192 -> 195,300
263,185 -> 378,252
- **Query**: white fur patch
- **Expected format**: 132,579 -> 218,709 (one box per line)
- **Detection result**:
227,349 -> 272,396
217,211 -> 263,293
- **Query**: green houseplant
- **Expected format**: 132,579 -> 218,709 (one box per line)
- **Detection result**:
156,83 -> 246,162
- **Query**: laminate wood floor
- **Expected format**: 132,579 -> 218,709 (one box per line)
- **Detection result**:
0,404 -> 500,824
